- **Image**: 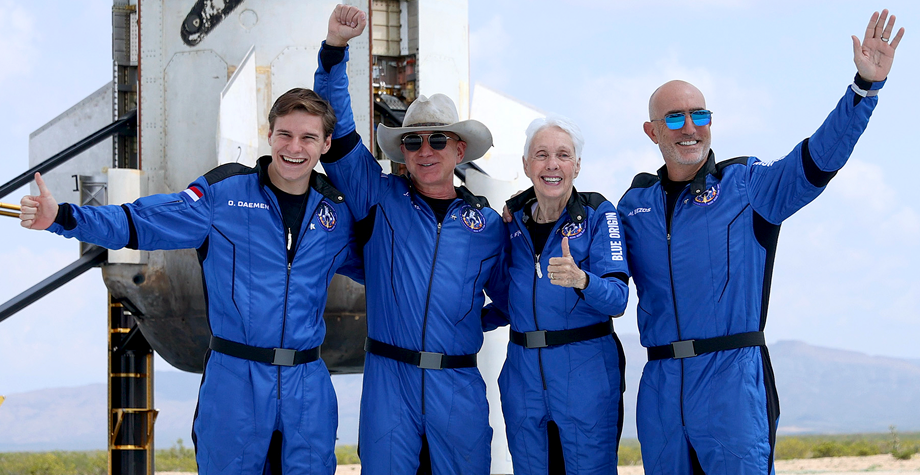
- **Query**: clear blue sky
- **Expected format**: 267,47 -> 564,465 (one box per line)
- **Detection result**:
1,0 -> 918,395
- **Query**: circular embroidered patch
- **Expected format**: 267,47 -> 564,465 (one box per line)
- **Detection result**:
460,205 -> 486,233
317,200 -> 338,231
693,184 -> 721,207
560,220 -> 586,239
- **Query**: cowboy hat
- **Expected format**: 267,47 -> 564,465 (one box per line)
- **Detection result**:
376,93 -> 493,164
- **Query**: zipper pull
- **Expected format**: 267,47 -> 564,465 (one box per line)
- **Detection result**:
287,228 -> 292,251
535,253 -> 543,278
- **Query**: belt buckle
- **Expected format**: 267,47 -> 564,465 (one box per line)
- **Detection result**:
418,351 -> 444,370
272,348 -> 296,366
671,340 -> 696,359
525,330 -> 548,349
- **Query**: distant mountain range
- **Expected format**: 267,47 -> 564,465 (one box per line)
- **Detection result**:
1,335 -> 919,451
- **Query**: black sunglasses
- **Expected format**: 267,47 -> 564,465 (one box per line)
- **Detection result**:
401,133 -> 456,152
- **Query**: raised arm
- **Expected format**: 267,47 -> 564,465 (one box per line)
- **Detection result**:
326,4 -> 367,48
316,4 -> 387,220
748,9 -> 906,224
852,9 -> 904,82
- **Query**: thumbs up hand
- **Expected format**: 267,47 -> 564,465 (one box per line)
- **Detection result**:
20,172 -> 59,230
547,237 -> 588,290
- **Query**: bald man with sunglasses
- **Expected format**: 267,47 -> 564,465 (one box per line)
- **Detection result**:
312,5 -> 511,474
617,10 -> 904,475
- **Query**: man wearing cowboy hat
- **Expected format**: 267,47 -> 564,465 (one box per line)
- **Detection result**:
313,5 -> 510,474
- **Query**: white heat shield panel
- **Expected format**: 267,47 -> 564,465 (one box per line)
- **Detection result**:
107,168 -> 148,264
218,45 -> 259,167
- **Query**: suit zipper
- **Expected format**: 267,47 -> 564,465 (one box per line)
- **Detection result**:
665,190 -> 686,426
420,221 -> 443,415
522,212 -> 549,391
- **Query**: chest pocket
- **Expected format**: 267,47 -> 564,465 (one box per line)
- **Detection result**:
696,184 -> 747,303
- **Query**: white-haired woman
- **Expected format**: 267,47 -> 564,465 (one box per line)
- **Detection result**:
498,115 -> 630,473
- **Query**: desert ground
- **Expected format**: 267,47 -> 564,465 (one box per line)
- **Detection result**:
159,454 -> 920,474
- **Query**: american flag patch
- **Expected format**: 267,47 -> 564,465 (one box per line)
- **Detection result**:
183,186 -> 203,202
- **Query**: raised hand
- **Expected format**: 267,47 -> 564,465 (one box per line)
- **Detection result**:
326,4 -> 367,47
547,237 -> 587,290
19,172 -> 58,231
853,9 -> 905,82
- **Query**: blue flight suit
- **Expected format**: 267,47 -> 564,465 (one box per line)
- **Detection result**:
47,158 -> 359,474
617,76 -> 884,474
499,188 -> 630,474
313,44 -> 510,474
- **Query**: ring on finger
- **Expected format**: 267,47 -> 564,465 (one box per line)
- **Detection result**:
549,272 -> 554,280
881,36 -> 889,42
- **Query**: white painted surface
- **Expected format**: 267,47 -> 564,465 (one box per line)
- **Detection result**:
28,82 -> 114,203
106,168 -> 148,264
219,45 -> 259,167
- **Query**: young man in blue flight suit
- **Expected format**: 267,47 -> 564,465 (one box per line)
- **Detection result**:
617,10 -> 904,475
315,5 -> 510,474
19,89 -> 360,474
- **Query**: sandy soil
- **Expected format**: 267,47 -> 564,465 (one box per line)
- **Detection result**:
603,454 -> 920,475
160,453 -> 919,474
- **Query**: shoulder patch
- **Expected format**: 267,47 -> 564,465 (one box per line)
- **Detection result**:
714,156 -> 750,178
313,172 -> 347,203
629,172 -> 659,190
620,172 -> 659,203
204,162 -> 256,185
577,191 -> 608,210
456,186 -> 491,210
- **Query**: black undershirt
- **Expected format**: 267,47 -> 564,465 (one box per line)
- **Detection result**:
524,204 -> 556,255
663,179 -> 691,233
267,182 -> 310,264
419,194 -> 454,223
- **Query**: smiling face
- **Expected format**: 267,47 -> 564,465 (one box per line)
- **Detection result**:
523,125 -> 580,204
266,110 -> 331,194
402,130 -> 466,199
644,80 -> 712,181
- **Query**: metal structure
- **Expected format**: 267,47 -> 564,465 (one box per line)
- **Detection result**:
0,1 -> 540,473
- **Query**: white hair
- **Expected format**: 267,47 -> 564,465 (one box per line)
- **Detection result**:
522,114 -> 585,159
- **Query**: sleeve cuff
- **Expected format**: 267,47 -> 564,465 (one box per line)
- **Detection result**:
852,73 -> 886,97
319,42 -> 348,72
574,272 -> 591,299
54,203 -> 77,231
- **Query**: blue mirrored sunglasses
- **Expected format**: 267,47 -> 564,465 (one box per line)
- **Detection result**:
654,110 -> 713,130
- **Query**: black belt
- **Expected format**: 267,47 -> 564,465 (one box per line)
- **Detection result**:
510,319 -> 613,349
646,331 -> 765,361
209,336 -> 321,366
364,337 -> 477,370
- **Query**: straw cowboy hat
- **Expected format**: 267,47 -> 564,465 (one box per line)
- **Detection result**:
376,93 -> 493,164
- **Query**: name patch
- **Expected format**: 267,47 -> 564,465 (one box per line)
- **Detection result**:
228,200 -> 270,210
627,207 -> 651,217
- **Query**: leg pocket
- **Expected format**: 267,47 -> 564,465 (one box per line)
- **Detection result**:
194,357 -> 256,472
359,356 -> 402,442
446,371 -> 491,462
566,346 -> 612,431
707,351 -> 768,458
498,357 -> 526,442
296,362 -> 338,471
